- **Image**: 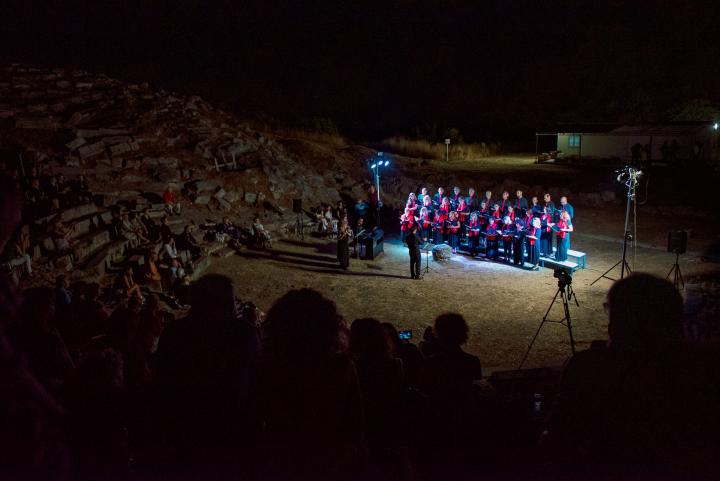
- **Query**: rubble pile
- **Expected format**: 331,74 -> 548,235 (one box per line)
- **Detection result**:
0,63 -> 375,219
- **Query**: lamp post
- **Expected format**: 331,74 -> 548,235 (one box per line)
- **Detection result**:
445,138 -> 450,162
370,152 -> 390,227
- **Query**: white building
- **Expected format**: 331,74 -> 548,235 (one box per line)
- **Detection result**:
541,122 -> 719,163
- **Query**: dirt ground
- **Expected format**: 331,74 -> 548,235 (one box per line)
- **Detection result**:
207,201 -> 720,372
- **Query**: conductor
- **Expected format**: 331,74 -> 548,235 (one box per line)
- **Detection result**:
406,222 -> 423,280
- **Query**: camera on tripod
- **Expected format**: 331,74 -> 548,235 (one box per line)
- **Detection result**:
553,268 -> 572,288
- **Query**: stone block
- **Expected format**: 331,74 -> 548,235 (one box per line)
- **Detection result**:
73,230 -> 111,261
60,203 -> 98,222
102,136 -> 133,145
77,141 -> 106,160
196,179 -> 222,192
213,188 -> 226,199
65,137 -> 87,151
194,195 -> 211,205
55,255 -> 74,272
243,192 -> 257,204
224,190 -> 240,203
217,198 -> 232,211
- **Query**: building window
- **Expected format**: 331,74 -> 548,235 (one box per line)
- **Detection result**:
568,134 -> 581,148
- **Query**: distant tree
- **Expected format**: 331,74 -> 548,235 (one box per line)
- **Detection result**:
443,127 -> 463,144
300,117 -> 340,136
670,98 -> 720,121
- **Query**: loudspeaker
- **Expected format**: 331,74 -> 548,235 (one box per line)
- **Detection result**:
667,230 -> 687,254
359,229 -> 384,260
292,199 -> 302,213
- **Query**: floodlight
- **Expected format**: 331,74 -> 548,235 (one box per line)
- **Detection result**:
384,160 -> 389,166
714,123 -> 719,131
377,152 -> 384,157
370,163 -> 377,169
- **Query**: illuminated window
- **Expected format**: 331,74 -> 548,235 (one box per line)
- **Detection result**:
568,134 -> 581,148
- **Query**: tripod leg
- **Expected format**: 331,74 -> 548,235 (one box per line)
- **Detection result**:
561,290 -> 577,355
665,263 -> 676,280
590,259 -> 623,285
518,288 -> 561,369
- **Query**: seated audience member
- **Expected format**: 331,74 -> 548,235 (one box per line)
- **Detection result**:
65,347 -> 131,481
54,274 -> 72,326
423,313 -> 482,394
70,283 -> 110,345
2,224 -> 33,278
71,174 -> 93,204
138,207 -> 159,241
167,258 -> 185,285
382,322 -> 425,389
159,215 -> 174,242
8,287 -> 75,392
350,318 -> 408,477
120,212 -> 148,243
163,186 -> 181,215
50,218 -> 75,252
549,273 -> 720,478
24,177 -> 46,219
419,325 -> 440,358
324,205 -> 338,237
117,266 -> 143,302
154,275 -> 261,480
162,236 -> 181,263
256,288 -> 364,481
144,252 -> 163,289
252,216 -> 272,248
177,224 -> 203,260
216,216 -> 241,241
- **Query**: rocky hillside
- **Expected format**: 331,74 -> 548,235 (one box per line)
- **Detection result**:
0,63 -> 385,221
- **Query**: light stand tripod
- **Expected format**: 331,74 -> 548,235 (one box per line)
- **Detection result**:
591,166 -> 642,286
666,251 -> 685,290
518,273 -> 579,369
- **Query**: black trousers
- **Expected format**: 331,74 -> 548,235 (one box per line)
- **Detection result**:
409,246 -> 421,278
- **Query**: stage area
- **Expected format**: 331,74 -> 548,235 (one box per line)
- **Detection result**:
207,205 -> 718,370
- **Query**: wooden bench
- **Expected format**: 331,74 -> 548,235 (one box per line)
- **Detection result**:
538,256 -> 580,272
567,249 -> 587,270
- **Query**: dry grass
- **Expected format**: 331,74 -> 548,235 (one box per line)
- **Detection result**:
243,119 -> 346,148
379,136 -> 501,160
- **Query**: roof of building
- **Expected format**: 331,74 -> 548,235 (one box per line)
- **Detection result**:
553,121 -> 715,136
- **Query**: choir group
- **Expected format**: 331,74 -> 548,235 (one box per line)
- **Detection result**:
400,187 -> 574,270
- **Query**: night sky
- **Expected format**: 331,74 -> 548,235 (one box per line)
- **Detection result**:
3,0 -> 719,141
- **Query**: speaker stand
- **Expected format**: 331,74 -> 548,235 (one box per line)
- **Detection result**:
665,252 -> 685,290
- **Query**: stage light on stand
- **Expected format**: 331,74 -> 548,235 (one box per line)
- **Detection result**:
714,123 -> 719,131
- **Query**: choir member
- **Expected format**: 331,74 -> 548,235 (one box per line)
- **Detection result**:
555,211 -> 574,261
543,193 -> 556,221
467,211 -> 481,255
418,187 -> 429,204
559,196 -> 574,220
482,190 -> 494,210
531,196 -> 542,216
498,191 -> 511,216
433,200 -> 449,244
523,208 -> 534,229
512,217 -> 526,266
501,215 -> 514,263
432,187 -> 445,208
400,207 -> 417,244
418,207 -> 432,243
491,203 -> 501,220
515,190 -> 529,217
485,217 -> 499,261
456,197 -> 469,236
406,193 -> 419,214
467,187 -> 479,211
447,211 -> 461,253
421,194 -> 434,216
527,217 -> 542,270
540,206 -> 555,257
451,186 -> 463,207
506,205 -> 515,222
